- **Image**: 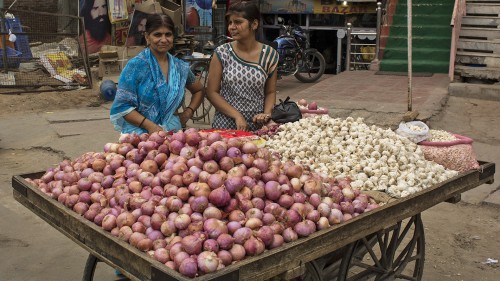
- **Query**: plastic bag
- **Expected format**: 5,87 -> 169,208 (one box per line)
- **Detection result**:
395,121 -> 430,143
418,134 -> 480,172
271,96 -> 302,124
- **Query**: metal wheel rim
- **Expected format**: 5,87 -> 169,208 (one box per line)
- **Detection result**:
338,214 -> 425,281
296,52 -> 323,79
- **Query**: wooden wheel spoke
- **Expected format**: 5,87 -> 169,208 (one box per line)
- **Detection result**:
360,238 -> 384,269
377,233 -> 388,268
387,222 -> 401,266
351,259 -> 387,274
396,217 -> 416,247
393,236 -> 418,269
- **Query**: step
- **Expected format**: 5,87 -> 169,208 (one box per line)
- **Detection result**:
397,3 -> 454,16
458,38 -> 500,53
467,3 -> 500,15
455,51 -> 500,67
380,59 -> 449,73
455,65 -> 500,80
391,14 -> 452,26
386,36 -> 452,49
449,82 -> 500,101
460,27 -> 500,39
383,47 -> 450,61
390,25 -> 452,38
462,16 -> 500,28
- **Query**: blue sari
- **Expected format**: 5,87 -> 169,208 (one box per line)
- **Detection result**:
110,48 -> 194,134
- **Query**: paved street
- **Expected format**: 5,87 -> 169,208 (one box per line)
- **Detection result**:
0,71 -> 498,280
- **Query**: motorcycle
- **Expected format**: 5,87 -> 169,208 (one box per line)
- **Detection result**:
272,18 -> 326,83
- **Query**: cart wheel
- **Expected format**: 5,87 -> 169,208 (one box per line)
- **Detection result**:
82,254 -> 99,281
337,214 -> 425,281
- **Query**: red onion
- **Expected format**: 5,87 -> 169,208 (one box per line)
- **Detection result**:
342,187 -> 356,201
154,248 -> 170,264
340,201 -> 354,214
303,179 -> 321,196
282,227 -> 298,242
182,234 -> 203,255
233,227 -> 252,244
317,203 -> 331,217
180,146 -> 197,159
102,214 -> 117,231
160,220 -> 177,236
129,232 -> 147,247
224,176 -> 244,195
203,206 -> 222,220
317,217 -> 330,230
147,230 -> 164,241
306,210 -> 320,223
244,235 -> 265,256
269,234 -> 284,249
252,158 -> 269,173
204,218 -> 228,239
197,251 -> 220,273
217,233 -> 235,250
245,218 -> 263,230
166,196 -> 183,212
246,167 -> 262,180
203,238 -> 219,252
174,214 -> 191,230
251,197 -> 265,210
262,213 -> 276,225
227,221 -> 242,234
256,225 -> 274,247
190,196 -> 208,213
328,209 -> 344,225
207,173 -> 223,190
198,146 -> 215,161
241,142 -> 258,154
343,213 -> 353,221
73,202 -> 89,215
218,250 -> 233,266
203,160 -> 219,173
185,131 -> 201,146
277,194 -> 294,209
264,181 -> 281,201
179,257 -> 198,277
206,132 -> 222,145
229,244 -> 246,261
208,186 -> 231,207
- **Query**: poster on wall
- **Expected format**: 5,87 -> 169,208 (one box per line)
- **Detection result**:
185,0 -> 213,33
126,10 -> 149,46
108,0 -> 129,23
79,0 -> 112,53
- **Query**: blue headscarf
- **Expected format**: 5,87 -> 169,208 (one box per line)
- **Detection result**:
110,48 -> 191,134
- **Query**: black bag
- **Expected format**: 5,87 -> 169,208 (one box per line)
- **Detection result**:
271,96 -> 302,124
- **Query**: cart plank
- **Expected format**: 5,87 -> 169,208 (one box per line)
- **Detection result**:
11,162 -> 495,281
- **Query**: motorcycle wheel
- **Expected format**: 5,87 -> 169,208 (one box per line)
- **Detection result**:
294,50 -> 326,83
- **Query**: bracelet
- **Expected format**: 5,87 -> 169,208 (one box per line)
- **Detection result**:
138,116 -> 147,128
186,107 -> 195,114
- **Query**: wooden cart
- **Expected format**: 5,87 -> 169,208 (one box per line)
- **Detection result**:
11,162 -> 495,281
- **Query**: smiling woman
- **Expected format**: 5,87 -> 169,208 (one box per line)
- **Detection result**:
206,1 -> 279,132
110,14 -> 205,134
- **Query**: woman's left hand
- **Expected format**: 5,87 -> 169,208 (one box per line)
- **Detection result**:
179,110 -> 193,126
253,113 -> 272,124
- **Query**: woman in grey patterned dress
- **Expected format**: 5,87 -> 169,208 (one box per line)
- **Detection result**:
206,1 -> 278,131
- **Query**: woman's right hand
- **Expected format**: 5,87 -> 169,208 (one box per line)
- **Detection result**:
144,122 -> 163,134
235,115 -> 248,131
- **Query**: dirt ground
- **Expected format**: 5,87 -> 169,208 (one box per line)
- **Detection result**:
1,90 -> 499,280
0,88 -> 105,116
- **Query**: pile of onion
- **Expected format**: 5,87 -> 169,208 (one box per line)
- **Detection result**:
25,128 -> 379,278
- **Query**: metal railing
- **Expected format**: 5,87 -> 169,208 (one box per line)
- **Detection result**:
346,2 -> 382,71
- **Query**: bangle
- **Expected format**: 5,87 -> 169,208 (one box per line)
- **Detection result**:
186,107 -> 195,114
138,116 -> 147,128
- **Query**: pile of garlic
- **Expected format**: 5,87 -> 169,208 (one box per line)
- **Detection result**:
266,115 -> 459,198
427,129 -> 457,142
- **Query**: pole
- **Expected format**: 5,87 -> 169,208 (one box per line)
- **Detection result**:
407,0 -> 413,112
346,22 -> 352,71
375,2 -> 381,61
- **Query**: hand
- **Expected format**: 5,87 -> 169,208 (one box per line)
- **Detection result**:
252,113 -> 272,124
144,122 -> 163,134
179,110 -> 193,127
235,115 -> 248,131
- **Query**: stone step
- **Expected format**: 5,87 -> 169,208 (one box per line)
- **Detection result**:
462,16 -> 500,28
460,27 -> 500,39
467,3 -> 500,15
456,51 -> 500,67
455,65 -> 500,80
458,38 -> 500,52
449,82 -> 500,101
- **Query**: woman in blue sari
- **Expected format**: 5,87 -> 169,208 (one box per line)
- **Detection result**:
110,14 -> 204,134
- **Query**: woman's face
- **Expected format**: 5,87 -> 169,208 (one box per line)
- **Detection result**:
145,26 -> 174,55
227,14 -> 256,40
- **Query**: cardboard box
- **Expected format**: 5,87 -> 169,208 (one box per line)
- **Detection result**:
135,0 -> 183,36
98,45 -> 145,82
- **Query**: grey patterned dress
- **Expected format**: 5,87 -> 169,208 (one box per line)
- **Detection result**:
212,42 -> 278,131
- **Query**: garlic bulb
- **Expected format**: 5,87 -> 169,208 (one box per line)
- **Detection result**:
266,116 -> 459,198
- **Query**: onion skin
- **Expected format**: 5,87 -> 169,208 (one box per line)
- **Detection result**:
179,257 -> 198,278
197,251 -> 219,273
